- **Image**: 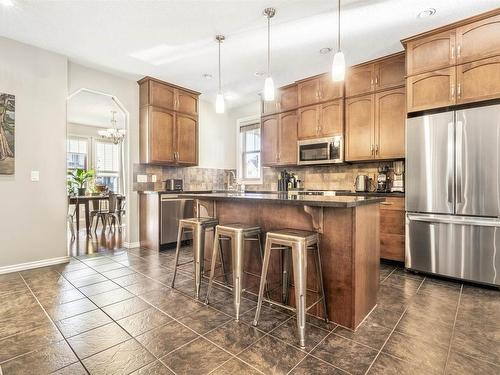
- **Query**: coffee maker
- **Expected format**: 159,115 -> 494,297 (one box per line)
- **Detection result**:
377,165 -> 391,192
391,161 -> 405,192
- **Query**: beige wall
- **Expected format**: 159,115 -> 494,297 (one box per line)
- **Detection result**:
68,63 -> 140,245
0,37 -> 68,269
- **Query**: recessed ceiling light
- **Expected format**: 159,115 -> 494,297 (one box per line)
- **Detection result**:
254,72 -> 266,77
0,0 -> 14,7
418,8 -> 436,18
319,47 -> 333,55
202,73 -> 213,80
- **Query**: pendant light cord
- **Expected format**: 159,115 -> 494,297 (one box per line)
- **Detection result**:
267,14 -> 271,76
337,0 -> 341,52
218,38 -> 222,92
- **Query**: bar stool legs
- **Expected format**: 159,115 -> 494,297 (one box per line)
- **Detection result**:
193,225 -> 205,300
253,229 -> 329,350
170,224 -> 184,288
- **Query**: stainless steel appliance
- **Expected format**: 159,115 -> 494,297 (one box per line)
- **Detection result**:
164,179 -> 183,191
355,175 -> 371,192
406,104 -> 500,286
160,194 -> 194,245
297,136 -> 343,165
391,161 -> 404,193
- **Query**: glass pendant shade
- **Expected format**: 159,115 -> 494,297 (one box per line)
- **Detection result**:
263,76 -> 275,101
215,92 -> 225,114
331,50 -> 346,81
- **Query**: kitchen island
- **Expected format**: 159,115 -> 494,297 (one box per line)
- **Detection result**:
180,192 -> 383,329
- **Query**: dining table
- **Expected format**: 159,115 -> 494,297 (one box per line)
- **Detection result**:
68,194 -> 125,236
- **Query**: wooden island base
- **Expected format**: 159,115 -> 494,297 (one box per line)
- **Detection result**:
196,199 -> 380,330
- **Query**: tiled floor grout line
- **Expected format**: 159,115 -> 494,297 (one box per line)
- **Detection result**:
380,266 -> 397,284
443,283 -> 463,374
362,275 -> 427,375
18,273 -> 91,374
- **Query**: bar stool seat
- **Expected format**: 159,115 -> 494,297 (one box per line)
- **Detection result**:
171,216 -> 220,300
205,223 -> 264,320
253,228 -> 329,349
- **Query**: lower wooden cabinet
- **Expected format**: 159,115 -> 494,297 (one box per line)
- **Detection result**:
346,87 -> 405,161
380,197 -> 405,262
261,111 -> 298,166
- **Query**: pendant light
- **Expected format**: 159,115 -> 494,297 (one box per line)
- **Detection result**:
215,35 -> 225,114
332,0 -> 346,81
263,8 -> 276,101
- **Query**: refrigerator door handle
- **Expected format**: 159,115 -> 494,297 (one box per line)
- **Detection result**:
456,120 -> 463,204
447,121 -> 454,205
407,213 -> 500,227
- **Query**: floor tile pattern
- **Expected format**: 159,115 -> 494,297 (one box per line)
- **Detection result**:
0,247 -> 498,374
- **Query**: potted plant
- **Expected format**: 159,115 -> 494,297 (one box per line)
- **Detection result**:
68,168 -> 95,196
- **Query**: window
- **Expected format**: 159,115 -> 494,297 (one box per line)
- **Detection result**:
66,137 -> 88,170
237,118 -> 261,183
94,140 -> 121,193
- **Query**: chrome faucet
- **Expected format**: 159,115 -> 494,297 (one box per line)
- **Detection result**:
226,170 -> 244,192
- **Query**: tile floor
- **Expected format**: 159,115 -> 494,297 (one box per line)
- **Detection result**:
0,247 -> 499,374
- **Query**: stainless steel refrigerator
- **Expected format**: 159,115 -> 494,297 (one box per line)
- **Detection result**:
406,103 -> 500,286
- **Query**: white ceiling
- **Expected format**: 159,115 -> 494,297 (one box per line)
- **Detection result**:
67,90 -> 126,128
1,0 -> 499,108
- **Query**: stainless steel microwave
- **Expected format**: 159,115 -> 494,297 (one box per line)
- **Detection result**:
297,136 -> 343,165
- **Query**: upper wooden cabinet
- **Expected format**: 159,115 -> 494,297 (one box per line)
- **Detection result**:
261,111 -> 298,166
457,55 -> 500,105
139,77 -> 199,116
298,75 -> 343,107
406,67 -> 456,112
139,77 -> 200,166
375,88 -> 406,159
405,30 -> 456,76
346,88 -> 405,161
346,53 -> 405,97
456,13 -> 500,64
404,9 -> 500,81
298,100 -> 343,140
261,84 -> 298,115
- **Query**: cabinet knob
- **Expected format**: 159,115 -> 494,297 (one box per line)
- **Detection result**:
451,46 -> 455,60
457,45 -> 461,58
457,83 -> 461,99
450,84 -> 455,100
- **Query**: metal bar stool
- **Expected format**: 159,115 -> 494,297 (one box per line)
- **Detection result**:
253,228 -> 328,349
171,217 -> 221,299
205,223 -> 265,320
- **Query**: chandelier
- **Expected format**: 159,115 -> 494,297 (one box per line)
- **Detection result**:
98,110 -> 126,144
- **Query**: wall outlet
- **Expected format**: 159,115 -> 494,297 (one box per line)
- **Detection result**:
151,175 -> 157,182
137,174 -> 148,183
31,171 -> 40,182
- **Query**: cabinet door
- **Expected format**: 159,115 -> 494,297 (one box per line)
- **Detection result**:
149,107 -> 175,164
380,198 -> 405,261
375,54 -> 405,91
345,95 -> 374,161
346,64 -> 375,97
319,100 -> 343,137
298,78 -> 319,106
406,67 -> 456,112
375,87 -> 406,159
150,81 -> 176,110
279,85 -> 298,112
456,14 -> 500,64
457,55 -> 500,104
278,111 -> 298,165
318,74 -> 343,102
176,113 -> 197,165
176,89 -> 198,116
297,105 -> 319,140
261,115 -> 279,166
406,30 -> 456,76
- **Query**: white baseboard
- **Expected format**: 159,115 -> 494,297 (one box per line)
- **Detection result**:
124,241 -> 140,249
0,256 -> 70,275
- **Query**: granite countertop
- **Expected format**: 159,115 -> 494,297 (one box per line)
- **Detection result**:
337,191 -> 405,198
178,192 -> 385,208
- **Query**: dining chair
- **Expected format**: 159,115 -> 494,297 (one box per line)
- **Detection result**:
104,193 -> 121,232
90,198 -> 108,233
67,203 -> 77,239
116,196 -> 126,232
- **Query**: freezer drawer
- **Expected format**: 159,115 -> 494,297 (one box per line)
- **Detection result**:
406,214 -> 500,286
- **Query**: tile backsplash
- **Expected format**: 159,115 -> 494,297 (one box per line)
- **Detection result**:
133,161 -> 401,193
